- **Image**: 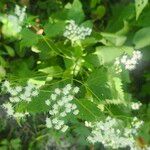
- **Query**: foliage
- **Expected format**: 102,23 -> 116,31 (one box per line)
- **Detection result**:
0,0 -> 150,149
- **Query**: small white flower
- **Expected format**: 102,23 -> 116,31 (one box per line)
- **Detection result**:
45,100 -> 51,106
73,87 -> 79,94
24,91 -> 31,97
130,57 -> 138,65
71,104 -> 77,110
67,95 -> 74,101
55,88 -> 61,95
57,100 -> 64,106
61,125 -> 68,132
54,125 -> 61,130
133,50 -> 142,60
53,104 -> 59,110
26,97 -> 32,102
52,118 -> 59,124
3,103 -> 14,116
9,89 -> 18,96
125,60 -> 136,70
62,88 -> 70,95
49,110 -> 54,115
15,86 -> 22,92
46,118 -> 52,128
85,121 -> 92,127
114,58 -> 120,65
62,96 -> 68,103
3,80 -> 10,88
58,120 -> 64,126
65,103 -> 72,109
51,94 -> 57,101
60,112 -> 67,117
11,97 -> 20,103
65,107 -> 72,113
73,109 -> 79,115
26,82 -> 35,90
131,102 -> 142,110
14,112 -> 25,118
120,55 -> 128,64
20,94 -> 27,100
65,84 -> 72,90
31,90 -> 39,96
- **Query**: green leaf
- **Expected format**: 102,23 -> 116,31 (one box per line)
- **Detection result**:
16,89 -> 50,114
21,29 -> 39,47
75,99 -> 102,121
133,27 -> 150,49
81,20 -> 93,28
106,4 -> 135,32
38,66 -> 63,77
100,32 -> 127,46
67,0 -> 85,23
0,66 -> 6,80
44,21 -> 65,38
4,45 -> 15,57
90,0 -> 101,8
87,68 -> 112,100
92,5 -> 106,20
106,104 -> 131,118
109,77 -> 124,101
135,0 -> 148,20
27,90 -> 49,113
8,60 -> 37,83
95,46 -> 134,64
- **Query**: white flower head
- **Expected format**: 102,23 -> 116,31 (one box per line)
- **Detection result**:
87,117 -> 143,149
114,50 -> 142,72
131,102 -> 142,110
45,84 -> 80,131
63,20 -> 92,44
45,99 -> 51,106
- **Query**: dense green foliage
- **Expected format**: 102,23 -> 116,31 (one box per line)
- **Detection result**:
0,0 -> 150,149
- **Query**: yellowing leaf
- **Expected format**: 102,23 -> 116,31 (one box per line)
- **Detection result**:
135,0 -> 148,20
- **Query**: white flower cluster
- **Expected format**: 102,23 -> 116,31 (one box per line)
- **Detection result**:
14,5 -> 26,24
114,50 -> 142,73
131,102 -> 142,110
2,80 -> 39,119
86,116 -> 143,150
45,84 -> 79,132
63,20 -> 92,44
0,5 -> 26,37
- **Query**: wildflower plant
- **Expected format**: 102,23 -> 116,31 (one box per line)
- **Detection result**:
0,0 -> 150,149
